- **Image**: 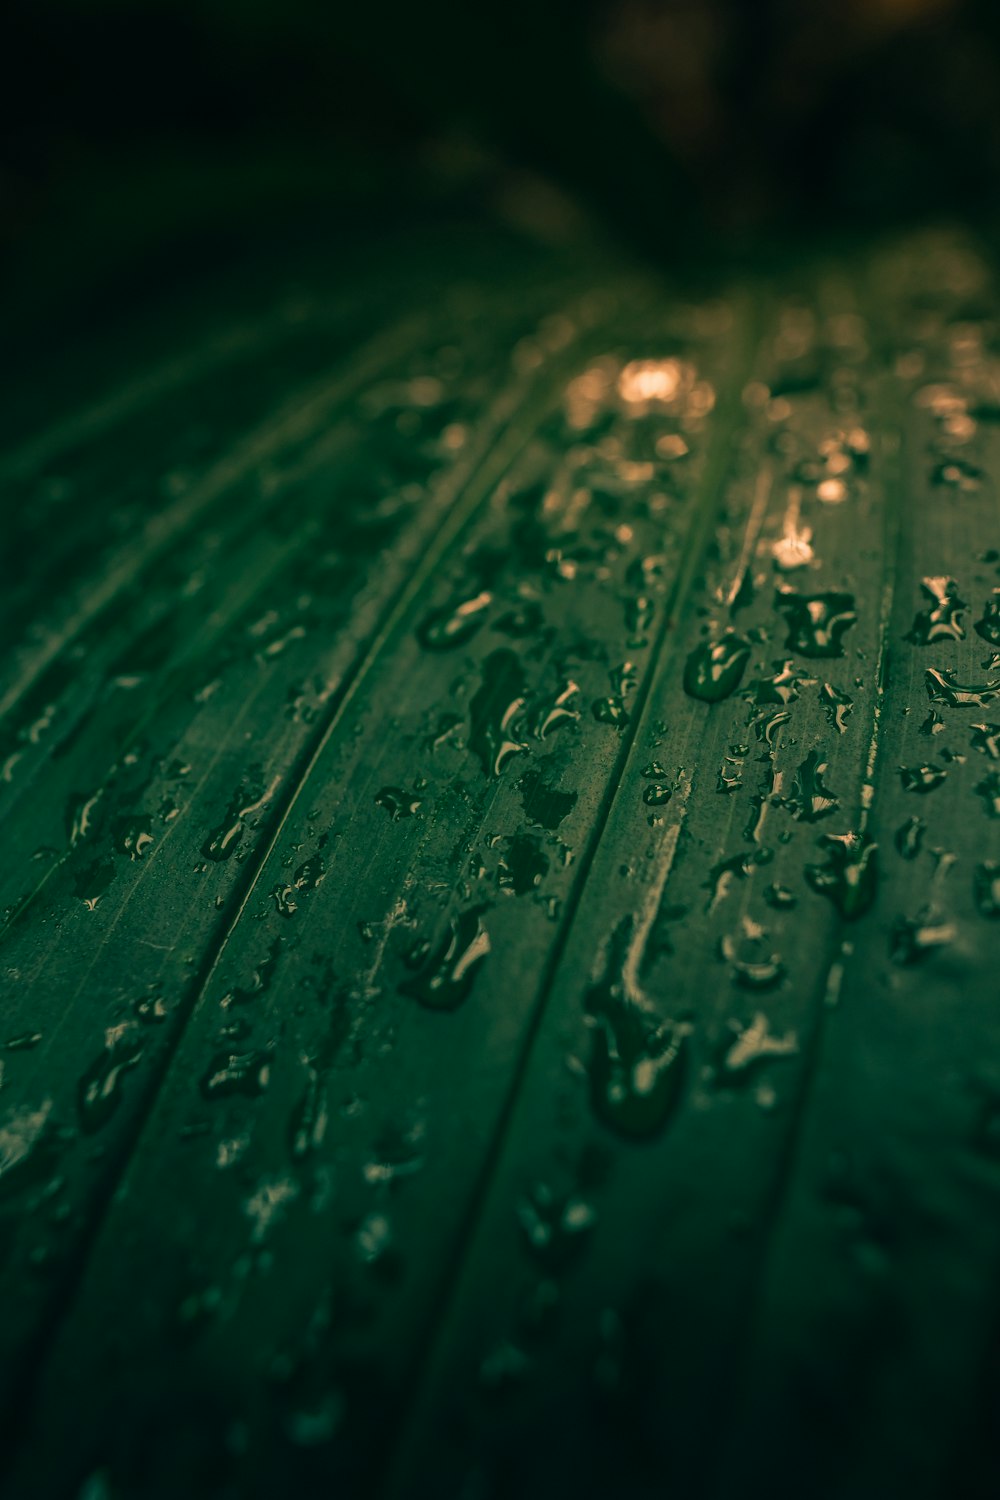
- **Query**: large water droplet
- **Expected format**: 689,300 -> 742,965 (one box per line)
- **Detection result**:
974,592 -> 1000,646
683,632 -> 752,703
400,907 -> 491,1010
906,577 -> 967,645
717,1012 -> 797,1081
820,682 -> 854,733
469,650 -> 529,776
974,772 -> 1000,818
516,1183 -> 596,1268
805,831 -> 878,918
974,862 -> 1000,917
781,751 -> 839,822
894,816 -> 925,860
583,919 -> 686,1139
519,769 -> 577,831
498,834 -> 549,896
925,668 -> 1000,709
899,763 -> 947,794
200,1049 -> 273,1100
78,1024 -> 144,1132
970,723 -> 1000,759
777,590 -> 857,658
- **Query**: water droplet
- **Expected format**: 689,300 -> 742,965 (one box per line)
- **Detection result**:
683,632 -> 751,703
400,907 -> 490,1010
920,708 -> 946,735
925,667 -> 1000,709
899,763 -> 947,794
517,1183 -> 596,1268
519,769 -> 577,831
705,849 -> 772,913
200,1049 -> 273,1100
974,772 -> 1000,818
0,1099 -> 60,1204
417,591 -> 492,650
202,776 -> 279,862
66,789 -> 103,848
495,601 -> 545,639
527,680 -> 580,740
643,783 -> 673,807
109,812 -> 154,861
806,832 -> 878,918
748,661 -> 816,707
73,857 -> 116,909
890,913 -> 956,965
5,1032 -> 42,1051
583,919 -> 686,1139
930,456 -> 980,490
355,1211 -> 393,1265
220,937 -> 282,1006
469,650 -> 529,776
625,594 -> 655,645
498,834 -> 549,895
375,786 -> 423,821
717,755 -> 744,794
777,590 -> 857,658
974,592 -> 1000,646
781,751 -> 839,822
592,696 -> 629,727
820,682 -> 854,733
906,577 -> 967,645
78,1024 -> 143,1132
720,933 -> 785,991
764,883 -> 797,910
974,862 -> 1000,917
717,1012 -> 797,1080
970,723 -> 1000,759
894,816 -> 925,860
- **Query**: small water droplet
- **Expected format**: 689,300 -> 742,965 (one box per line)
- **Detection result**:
720,933 -> 785,991
220,937 -> 282,1006
717,1012 -> 797,1080
899,763 -> 947,794
894,816 -> 925,860
375,786 -> 423,821
890,913 -> 956,964
642,783 -> 673,807
417,591 -> 492,650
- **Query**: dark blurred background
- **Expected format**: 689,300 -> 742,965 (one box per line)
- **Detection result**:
3,0 -> 1000,330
